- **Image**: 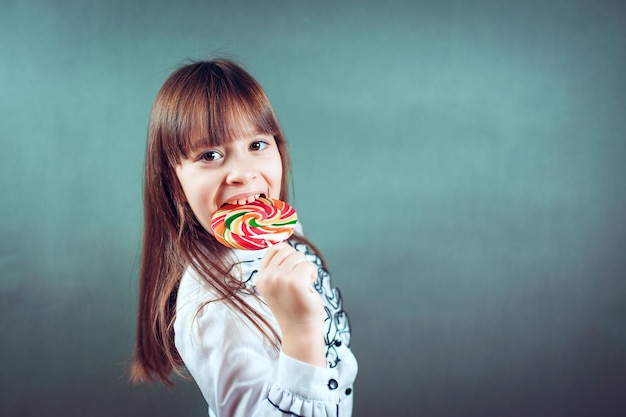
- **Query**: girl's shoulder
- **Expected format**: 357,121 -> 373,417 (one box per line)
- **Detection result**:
177,265 -> 218,302
175,265 -> 271,332
176,265 -> 257,308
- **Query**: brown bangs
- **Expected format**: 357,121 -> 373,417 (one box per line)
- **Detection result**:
154,60 -> 281,164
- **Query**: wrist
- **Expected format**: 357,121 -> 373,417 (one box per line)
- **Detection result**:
281,325 -> 326,367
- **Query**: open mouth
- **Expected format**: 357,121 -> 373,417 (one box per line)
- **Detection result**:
221,193 -> 266,208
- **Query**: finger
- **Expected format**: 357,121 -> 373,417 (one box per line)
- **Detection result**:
275,249 -> 308,271
258,242 -> 289,270
263,244 -> 303,272
292,261 -> 318,293
300,261 -> 318,283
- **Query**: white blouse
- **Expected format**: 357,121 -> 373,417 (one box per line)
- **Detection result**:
174,240 -> 358,417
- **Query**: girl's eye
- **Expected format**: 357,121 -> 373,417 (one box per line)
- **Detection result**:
199,150 -> 222,162
250,141 -> 268,151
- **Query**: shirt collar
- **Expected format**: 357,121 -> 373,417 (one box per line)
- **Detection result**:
228,247 -> 269,285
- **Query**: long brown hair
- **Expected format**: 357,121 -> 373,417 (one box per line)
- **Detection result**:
130,59 -> 324,386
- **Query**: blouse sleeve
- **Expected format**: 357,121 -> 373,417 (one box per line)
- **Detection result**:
174,288 -> 341,417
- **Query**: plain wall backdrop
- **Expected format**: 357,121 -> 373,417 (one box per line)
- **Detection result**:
1,0 -> 625,416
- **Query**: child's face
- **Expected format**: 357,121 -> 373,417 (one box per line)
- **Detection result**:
175,130 -> 283,236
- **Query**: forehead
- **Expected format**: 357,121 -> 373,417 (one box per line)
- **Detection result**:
187,111 -> 270,150
168,74 -> 279,161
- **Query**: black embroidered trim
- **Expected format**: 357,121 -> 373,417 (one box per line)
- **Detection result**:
231,259 -> 258,284
290,241 -> 352,369
266,397 -> 305,417
266,397 -> 339,417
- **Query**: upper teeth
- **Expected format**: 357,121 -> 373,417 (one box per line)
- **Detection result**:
228,194 -> 261,206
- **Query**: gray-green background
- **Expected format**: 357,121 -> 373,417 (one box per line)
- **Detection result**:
1,0 -> 624,416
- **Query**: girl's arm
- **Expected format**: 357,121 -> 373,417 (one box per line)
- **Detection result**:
174,266 -> 341,417
255,242 -> 327,367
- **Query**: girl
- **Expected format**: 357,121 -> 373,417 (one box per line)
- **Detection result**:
130,58 -> 358,416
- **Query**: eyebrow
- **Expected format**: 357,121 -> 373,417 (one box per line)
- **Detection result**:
188,130 -> 271,149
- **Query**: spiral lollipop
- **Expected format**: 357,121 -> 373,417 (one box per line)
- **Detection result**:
210,197 -> 298,250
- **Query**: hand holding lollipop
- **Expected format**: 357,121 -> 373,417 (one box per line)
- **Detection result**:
211,197 -> 325,365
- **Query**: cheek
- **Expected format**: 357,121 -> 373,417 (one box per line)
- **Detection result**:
186,196 -> 217,235
275,165 -> 284,185
272,152 -> 284,183
271,163 -> 284,198
176,173 -> 218,230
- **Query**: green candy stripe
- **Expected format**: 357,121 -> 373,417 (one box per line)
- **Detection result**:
248,218 -> 296,227
224,212 -> 246,229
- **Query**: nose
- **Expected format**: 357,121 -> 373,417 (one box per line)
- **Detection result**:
225,154 -> 257,185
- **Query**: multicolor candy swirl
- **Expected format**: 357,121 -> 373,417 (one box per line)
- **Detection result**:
210,197 -> 298,250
